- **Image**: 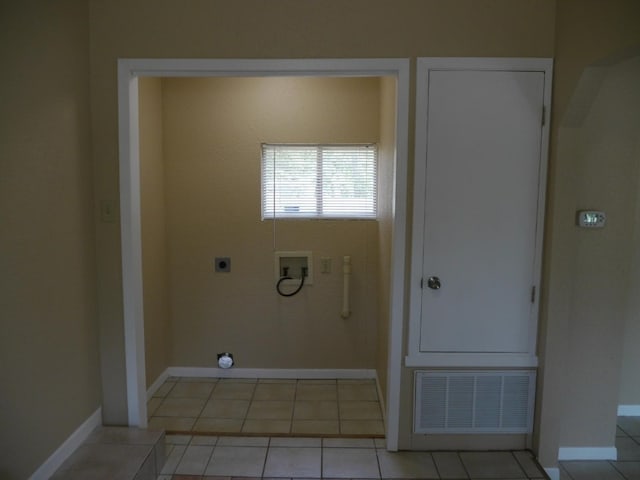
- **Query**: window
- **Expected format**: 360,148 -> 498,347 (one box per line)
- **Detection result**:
261,144 -> 377,219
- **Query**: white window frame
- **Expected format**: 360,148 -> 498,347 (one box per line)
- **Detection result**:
261,143 -> 378,220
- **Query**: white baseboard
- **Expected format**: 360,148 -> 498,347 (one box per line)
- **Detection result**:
558,446 -> 617,461
29,407 -> 102,480
167,366 -> 377,380
618,404 -> 640,416
147,368 -> 170,400
544,467 -> 559,480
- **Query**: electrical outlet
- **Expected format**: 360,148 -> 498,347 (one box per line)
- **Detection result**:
215,257 -> 231,272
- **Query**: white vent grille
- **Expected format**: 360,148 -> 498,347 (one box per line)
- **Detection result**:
414,370 -> 535,434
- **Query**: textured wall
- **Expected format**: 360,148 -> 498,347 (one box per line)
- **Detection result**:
139,77 -> 172,387
88,0 -> 556,437
160,76 -> 381,369
535,0 -> 640,468
15,0 -> 639,476
376,77 -> 397,407
0,1 -> 101,478
620,120 -> 640,406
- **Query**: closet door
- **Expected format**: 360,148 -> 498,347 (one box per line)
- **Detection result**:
407,58 -> 552,367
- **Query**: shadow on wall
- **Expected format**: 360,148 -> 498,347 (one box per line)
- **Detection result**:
557,48 -> 640,443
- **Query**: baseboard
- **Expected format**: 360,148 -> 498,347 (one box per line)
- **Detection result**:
147,368 -> 170,400
558,446 -> 617,461
618,404 -> 640,416
167,366 -> 377,380
544,467 -> 559,480
29,407 -> 102,480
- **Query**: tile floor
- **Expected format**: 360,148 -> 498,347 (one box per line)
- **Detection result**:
559,416 -> 640,479
148,377 -> 384,437
159,434 -> 548,479
51,427 -> 165,480
54,383 -> 640,480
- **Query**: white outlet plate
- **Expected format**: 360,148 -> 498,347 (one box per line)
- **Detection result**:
275,251 -> 313,285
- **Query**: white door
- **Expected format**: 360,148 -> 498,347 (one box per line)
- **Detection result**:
409,59 -> 551,364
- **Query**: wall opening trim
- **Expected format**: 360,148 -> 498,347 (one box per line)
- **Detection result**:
117,58 -> 410,450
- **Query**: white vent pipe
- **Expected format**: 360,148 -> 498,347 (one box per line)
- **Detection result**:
341,256 -> 351,319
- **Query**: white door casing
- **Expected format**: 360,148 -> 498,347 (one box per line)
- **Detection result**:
117,58 -> 410,450
407,58 -> 553,368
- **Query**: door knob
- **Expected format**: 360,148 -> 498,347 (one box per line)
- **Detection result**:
427,276 -> 441,290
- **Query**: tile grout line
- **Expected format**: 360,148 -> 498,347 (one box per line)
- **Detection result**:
561,463 -> 575,480
609,460 -> 627,480
289,379 -> 299,435
165,438 -> 189,476
511,450 -> 533,479
260,436 -> 271,477
336,380 -> 342,435
194,377 -> 218,433
456,451 -> 472,480
240,378 -> 258,434
320,436 -> 324,479
207,434 -> 219,476
375,441 -> 383,480
149,379 -> 174,428
431,451 -> 442,479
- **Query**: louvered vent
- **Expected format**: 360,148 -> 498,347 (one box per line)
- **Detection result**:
414,370 -> 535,434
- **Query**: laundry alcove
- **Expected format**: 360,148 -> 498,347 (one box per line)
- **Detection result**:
119,59 -> 410,446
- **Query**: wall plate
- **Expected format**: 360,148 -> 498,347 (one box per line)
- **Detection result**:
274,251 -> 313,285
576,210 -> 606,228
215,257 -> 231,272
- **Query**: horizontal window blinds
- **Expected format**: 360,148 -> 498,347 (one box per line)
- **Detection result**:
262,144 -> 377,219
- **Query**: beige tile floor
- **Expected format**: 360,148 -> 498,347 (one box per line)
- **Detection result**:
159,434 -> 548,479
52,386 -> 640,480
148,377 -> 385,436
51,427 -> 165,480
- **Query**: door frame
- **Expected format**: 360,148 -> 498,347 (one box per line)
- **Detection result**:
117,58 -> 410,449
406,57 -> 553,368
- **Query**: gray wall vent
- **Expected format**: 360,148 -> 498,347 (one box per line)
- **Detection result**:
414,370 -> 535,434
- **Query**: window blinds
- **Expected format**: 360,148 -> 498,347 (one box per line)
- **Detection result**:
261,144 -> 377,219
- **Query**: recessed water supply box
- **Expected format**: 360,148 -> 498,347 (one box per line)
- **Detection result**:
274,251 -> 313,286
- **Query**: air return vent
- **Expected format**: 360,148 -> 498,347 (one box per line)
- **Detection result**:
414,370 -> 535,434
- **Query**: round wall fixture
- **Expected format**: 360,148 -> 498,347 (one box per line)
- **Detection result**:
217,352 -> 234,369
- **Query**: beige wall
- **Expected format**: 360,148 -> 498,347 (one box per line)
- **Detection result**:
89,0 -> 556,425
139,77 -> 172,386
535,0 -> 640,468
376,77 -> 397,407
558,54 -> 640,444
617,61 -> 640,407
160,77 -> 381,368
19,0 -> 640,476
0,1 -> 101,478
